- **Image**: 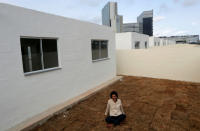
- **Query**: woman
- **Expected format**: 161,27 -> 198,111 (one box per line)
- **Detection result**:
105,91 -> 126,127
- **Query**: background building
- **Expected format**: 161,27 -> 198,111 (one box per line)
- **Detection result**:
122,23 -> 140,33
159,35 -> 199,44
137,10 -> 153,36
123,10 -> 153,36
102,2 -> 123,33
116,32 -> 149,49
102,2 -> 153,36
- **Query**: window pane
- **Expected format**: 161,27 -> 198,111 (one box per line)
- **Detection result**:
100,41 -> 108,58
42,39 -> 58,69
20,38 -> 42,73
135,41 -> 140,49
92,41 -> 100,60
145,41 -> 147,48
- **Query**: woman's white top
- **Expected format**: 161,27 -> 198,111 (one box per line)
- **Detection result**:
105,99 -> 125,116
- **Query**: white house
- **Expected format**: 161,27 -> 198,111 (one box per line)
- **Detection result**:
116,32 -> 149,49
0,3 -> 116,131
149,37 -> 161,47
149,36 -> 176,48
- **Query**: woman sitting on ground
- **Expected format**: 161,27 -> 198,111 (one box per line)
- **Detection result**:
105,91 -> 126,127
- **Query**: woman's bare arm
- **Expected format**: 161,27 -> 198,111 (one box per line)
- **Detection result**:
105,102 -> 110,116
120,101 -> 125,114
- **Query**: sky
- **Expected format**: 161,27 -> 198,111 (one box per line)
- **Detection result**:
0,0 -> 199,36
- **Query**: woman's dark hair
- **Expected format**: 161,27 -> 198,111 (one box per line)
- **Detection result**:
110,91 -> 118,98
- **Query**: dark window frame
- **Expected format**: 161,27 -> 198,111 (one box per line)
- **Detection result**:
20,37 -> 60,75
135,41 -> 140,49
91,40 -> 109,61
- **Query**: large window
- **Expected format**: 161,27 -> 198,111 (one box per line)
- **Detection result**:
91,40 -> 108,61
20,37 -> 59,73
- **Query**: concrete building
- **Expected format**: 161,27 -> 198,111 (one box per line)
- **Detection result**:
149,37 -> 176,48
149,37 -> 161,47
159,35 -> 199,44
122,23 -> 140,33
102,2 -> 123,33
116,32 -> 149,49
137,10 -> 153,36
102,2 -> 153,36
0,3 -> 117,131
123,10 -> 153,36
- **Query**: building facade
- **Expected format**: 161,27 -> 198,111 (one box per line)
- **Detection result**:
0,3 -> 116,131
102,2 -> 123,33
116,32 -> 149,49
159,35 -> 199,44
137,10 -> 153,36
102,2 -> 153,36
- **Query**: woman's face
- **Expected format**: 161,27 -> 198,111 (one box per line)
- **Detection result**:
112,94 -> 117,102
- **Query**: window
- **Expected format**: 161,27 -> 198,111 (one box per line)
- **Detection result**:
158,42 -> 160,46
20,38 -> 59,73
91,40 -> 108,61
135,41 -> 140,49
145,41 -> 148,48
154,42 -> 156,46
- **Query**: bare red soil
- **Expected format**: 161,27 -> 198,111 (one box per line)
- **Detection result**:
31,76 -> 200,131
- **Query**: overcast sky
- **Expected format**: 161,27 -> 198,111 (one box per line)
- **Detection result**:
0,0 -> 199,36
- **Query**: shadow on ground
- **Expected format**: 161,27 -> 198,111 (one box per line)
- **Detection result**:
31,76 -> 200,131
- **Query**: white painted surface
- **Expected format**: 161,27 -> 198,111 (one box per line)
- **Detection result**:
115,32 -> 132,49
117,44 -> 200,83
116,32 -> 149,49
0,3 -> 116,131
149,37 -> 176,48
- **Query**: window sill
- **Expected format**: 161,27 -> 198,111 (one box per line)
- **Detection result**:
24,67 -> 61,76
92,58 -> 110,62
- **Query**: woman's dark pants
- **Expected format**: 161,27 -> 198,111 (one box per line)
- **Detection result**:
105,114 -> 126,126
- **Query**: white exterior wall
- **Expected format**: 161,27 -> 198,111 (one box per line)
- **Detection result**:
149,37 -> 154,47
0,3 -> 116,131
115,32 -> 132,49
131,32 -> 149,49
117,44 -> 200,83
116,32 -> 149,49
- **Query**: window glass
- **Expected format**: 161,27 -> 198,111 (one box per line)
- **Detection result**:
20,38 -> 42,73
91,40 -> 108,60
100,41 -> 108,58
135,41 -> 140,49
145,41 -> 147,48
42,39 -> 58,69
20,38 -> 58,73
92,41 -> 100,60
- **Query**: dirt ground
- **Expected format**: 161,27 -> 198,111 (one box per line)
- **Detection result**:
31,76 -> 200,131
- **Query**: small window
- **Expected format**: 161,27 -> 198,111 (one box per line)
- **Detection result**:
158,42 -> 160,46
91,40 -> 108,61
135,41 -> 140,49
20,38 -> 59,73
154,42 -> 156,46
145,41 -> 148,48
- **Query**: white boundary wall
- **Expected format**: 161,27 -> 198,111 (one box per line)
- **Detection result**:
0,3 -> 116,130
117,44 -> 200,83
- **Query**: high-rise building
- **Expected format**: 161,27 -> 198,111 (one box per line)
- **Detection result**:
102,2 -> 123,33
137,10 -> 153,36
102,2 -> 153,36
